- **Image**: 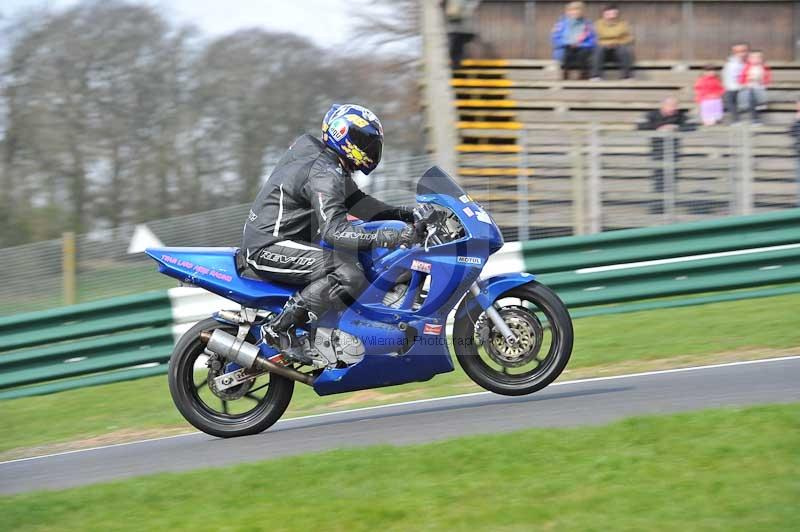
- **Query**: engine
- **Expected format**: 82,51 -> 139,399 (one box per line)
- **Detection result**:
313,327 -> 366,367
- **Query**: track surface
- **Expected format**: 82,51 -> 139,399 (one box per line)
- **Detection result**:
2,357 -> 798,495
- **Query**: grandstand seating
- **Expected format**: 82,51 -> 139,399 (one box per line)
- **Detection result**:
452,59 -> 800,237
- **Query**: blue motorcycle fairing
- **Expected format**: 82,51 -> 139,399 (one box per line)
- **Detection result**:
455,272 -> 537,318
313,327 -> 454,395
144,247 -> 294,313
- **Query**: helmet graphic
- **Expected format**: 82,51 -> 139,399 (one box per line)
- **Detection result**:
322,104 -> 383,175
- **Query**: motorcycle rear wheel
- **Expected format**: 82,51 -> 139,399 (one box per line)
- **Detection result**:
453,281 -> 573,396
168,317 -> 294,437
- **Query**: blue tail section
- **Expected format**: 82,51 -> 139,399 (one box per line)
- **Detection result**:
144,247 -> 294,311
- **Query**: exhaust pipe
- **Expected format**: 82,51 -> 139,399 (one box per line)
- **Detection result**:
200,329 -> 315,386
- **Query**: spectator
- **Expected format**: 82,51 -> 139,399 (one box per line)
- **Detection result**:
738,50 -> 772,125
444,0 -> 481,69
551,1 -> 596,80
590,4 -> 634,80
637,96 -> 694,213
694,65 -> 725,126
789,97 -> 800,205
722,42 -> 749,123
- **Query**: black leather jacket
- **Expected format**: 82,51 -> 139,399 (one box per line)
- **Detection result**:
242,134 -> 413,253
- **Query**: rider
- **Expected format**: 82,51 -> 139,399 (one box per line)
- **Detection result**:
242,104 -> 416,359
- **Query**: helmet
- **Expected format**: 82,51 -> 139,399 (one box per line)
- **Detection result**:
322,104 -> 383,175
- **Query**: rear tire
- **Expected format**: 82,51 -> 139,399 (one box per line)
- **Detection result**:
453,281 -> 573,396
168,317 -> 294,438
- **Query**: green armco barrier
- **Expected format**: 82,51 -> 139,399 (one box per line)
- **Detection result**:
0,290 -> 172,351
1,210 -> 799,400
0,290 -> 172,400
522,208 -> 800,274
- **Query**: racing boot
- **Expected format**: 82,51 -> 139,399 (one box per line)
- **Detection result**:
262,294 -> 315,365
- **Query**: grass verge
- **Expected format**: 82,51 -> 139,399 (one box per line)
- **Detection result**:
2,292 -> 800,458
2,403 -> 799,531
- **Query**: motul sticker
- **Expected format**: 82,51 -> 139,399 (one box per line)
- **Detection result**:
423,323 -> 443,335
463,207 -> 475,217
457,256 -> 482,265
411,259 -> 432,273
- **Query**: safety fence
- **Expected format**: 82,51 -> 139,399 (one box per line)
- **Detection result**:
459,124 -> 800,242
0,155 -> 430,317
1,209 -> 798,400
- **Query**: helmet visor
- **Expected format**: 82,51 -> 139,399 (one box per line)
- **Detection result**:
348,126 -> 383,169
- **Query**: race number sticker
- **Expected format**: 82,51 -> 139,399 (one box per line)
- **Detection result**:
411,259 -> 432,273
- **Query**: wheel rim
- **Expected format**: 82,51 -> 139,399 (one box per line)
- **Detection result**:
182,328 -> 278,424
471,296 -> 562,383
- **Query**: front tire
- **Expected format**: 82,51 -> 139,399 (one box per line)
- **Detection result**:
453,281 -> 573,396
168,317 -> 294,438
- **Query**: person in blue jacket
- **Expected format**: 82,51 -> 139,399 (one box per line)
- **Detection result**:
551,1 -> 597,80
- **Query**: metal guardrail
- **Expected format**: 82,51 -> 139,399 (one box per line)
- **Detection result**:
459,125 -> 800,242
1,210 -> 799,400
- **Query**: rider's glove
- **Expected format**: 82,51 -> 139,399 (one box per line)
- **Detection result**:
395,207 -> 416,224
374,224 -> 416,249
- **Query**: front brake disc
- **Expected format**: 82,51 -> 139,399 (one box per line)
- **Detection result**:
484,306 -> 543,368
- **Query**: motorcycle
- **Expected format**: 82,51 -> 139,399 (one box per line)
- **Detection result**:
145,166 -> 573,437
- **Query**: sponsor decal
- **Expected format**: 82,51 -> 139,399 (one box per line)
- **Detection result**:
333,230 -> 376,241
462,207 -> 475,217
330,118 -> 348,141
459,194 -> 473,204
457,256 -> 482,265
423,323 -> 443,335
161,254 -> 233,282
258,250 -> 317,267
411,259 -> 432,273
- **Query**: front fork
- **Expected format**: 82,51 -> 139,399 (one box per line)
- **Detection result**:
469,282 -> 517,345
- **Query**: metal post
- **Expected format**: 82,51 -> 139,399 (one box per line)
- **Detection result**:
570,130 -> 585,235
740,123 -> 754,214
796,157 -> 800,207
587,123 -> 602,233
727,124 -> 738,215
663,131 -> 677,223
517,128 -> 530,241
420,0 -> 459,177
62,232 -> 77,306
682,1 -> 695,62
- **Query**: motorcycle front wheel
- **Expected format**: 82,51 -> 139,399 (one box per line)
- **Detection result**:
453,281 -> 573,396
168,317 -> 294,438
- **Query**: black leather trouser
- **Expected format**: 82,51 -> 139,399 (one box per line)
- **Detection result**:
245,240 -> 367,318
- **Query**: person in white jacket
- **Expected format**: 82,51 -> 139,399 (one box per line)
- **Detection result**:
722,43 -> 749,123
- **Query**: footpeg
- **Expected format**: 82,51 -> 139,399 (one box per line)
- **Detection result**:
213,366 -> 267,391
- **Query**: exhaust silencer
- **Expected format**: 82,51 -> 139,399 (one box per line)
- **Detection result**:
200,329 -> 315,386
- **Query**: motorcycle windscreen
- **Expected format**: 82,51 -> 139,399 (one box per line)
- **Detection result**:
416,166 -> 468,199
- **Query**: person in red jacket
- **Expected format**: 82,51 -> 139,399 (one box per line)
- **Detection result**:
738,51 -> 772,124
694,65 -> 725,126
